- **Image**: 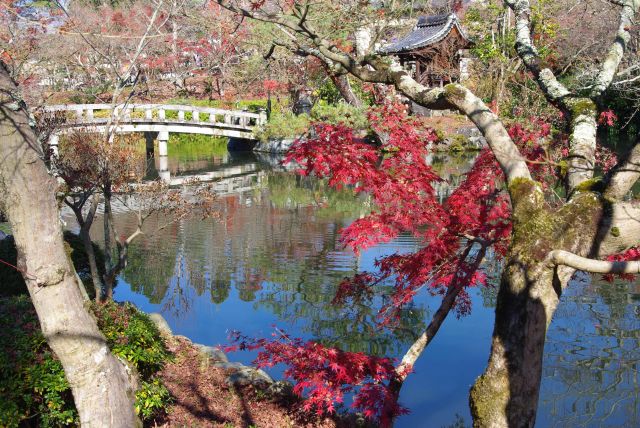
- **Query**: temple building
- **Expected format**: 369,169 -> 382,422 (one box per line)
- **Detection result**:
381,12 -> 471,87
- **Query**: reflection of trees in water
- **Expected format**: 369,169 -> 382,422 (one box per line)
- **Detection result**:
116,172 -> 428,355
540,276 -> 639,427
430,153 -> 477,202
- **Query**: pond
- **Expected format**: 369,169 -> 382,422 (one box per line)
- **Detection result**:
71,139 -> 639,427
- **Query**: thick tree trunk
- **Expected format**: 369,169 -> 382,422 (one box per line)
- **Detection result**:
469,262 -> 558,427
470,182 -> 604,427
0,63 -> 140,427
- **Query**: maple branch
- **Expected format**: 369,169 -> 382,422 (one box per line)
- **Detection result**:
380,242 -> 488,425
548,250 -> 640,273
396,243 -> 488,377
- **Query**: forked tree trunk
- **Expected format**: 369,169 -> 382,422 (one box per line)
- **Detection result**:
71,199 -> 103,300
469,183 -> 603,427
0,63 -> 140,427
80,225 -> 103,299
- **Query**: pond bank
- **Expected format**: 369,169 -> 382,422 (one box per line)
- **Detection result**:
147,313 -> 363,427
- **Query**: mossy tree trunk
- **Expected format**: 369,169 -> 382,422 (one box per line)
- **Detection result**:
0,62 -> 140,427
470,181 -> 604,427
469,262 -> 557,427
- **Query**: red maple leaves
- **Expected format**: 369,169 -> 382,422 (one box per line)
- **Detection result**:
231,100 -> 632,422
225,330 -> 409,419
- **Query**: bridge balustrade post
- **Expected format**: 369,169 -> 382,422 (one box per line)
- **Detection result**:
192,110 -> 199,122
86,108 -> 94,121
157,153 -> 170,183
224,114 -> 231,125
145,109 -> 153,120
75,108 -> 83,121
178,110 -> 185,121
158,109 -> 165,120
209,112 -> 217,123
123,108 -> 131,121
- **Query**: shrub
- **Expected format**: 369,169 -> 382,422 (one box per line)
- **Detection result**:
254,111 -> 310,142
311,103 -> 368,130
89,301 -> 170,378
255,103 -> 369,142
0,296 -> 77,427
0,297 -> 172,426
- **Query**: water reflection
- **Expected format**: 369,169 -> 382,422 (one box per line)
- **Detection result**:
538,275 -> 640,427
85,139 -> 638,427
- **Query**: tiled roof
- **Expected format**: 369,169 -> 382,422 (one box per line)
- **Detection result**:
381,13 -> 469,54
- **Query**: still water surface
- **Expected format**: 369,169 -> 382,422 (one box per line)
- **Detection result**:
83,141 -> 639,427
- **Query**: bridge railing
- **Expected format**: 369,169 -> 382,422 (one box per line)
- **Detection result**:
44,103 -> 267,130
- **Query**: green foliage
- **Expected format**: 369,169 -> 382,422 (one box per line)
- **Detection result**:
255,111 -> 310,142
135,378 -> 171,420
311,103 -> 369,130
255,103 -> 368,142
168,134 -> 228,159
447,134 -> 478,153
0,297 -> 172,425
0,296 -> 77,427
89,301 -> 171,379
316,80 -> 343,105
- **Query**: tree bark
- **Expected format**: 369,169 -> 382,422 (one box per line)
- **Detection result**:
329,73 -> 363,107
470,183 -> 604,427
469,261 -> 558,428
0,62 -> 140,427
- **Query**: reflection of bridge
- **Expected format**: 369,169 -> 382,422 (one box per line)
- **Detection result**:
157,156 -> 263,191
45,103 -> 267,157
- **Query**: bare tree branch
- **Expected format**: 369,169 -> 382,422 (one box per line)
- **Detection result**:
504,0 -> 571,110
549,249 -> 640,273
216,0 -> 533,184
591,0 -> 640,97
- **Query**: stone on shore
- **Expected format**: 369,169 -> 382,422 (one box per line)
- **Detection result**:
148,312 -> 172,336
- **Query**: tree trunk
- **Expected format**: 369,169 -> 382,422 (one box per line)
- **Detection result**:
330,74 -> 363,107
0,63 -> 140,426
71,199 -> 103,300
469,261 -> 558,427
470,183 -> 603,427
80,225 -> 103,299
103,182 -> 116,301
